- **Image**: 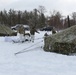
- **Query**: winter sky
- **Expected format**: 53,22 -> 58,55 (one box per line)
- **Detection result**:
0,0 -> 76,16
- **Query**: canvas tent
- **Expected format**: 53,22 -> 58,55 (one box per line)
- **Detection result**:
44,25 -> 76,55
0,24 -> 16,36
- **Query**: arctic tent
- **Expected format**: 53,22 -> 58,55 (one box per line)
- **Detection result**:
0,24 -> 17,36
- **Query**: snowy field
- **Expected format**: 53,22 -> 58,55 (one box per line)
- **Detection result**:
0,31 -> 76,75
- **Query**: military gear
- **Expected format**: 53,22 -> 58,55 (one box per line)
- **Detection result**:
52,28 -> 56,34
17,25 -> 25,35
17,25 -> 25,42
30,26 -> 39,42
30,27 -> 39,35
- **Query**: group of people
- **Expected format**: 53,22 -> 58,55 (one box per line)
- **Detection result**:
17,25 -> 39,43
17,25 -> 56,43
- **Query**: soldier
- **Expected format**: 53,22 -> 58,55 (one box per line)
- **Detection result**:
52,27 -> 56,34
30,26 -> 39,42
17,25 -> 25,42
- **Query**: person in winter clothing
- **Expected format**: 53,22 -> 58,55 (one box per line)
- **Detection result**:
17,25 -> 25,42
30,26 -> 39,42
52,27 -> 56,34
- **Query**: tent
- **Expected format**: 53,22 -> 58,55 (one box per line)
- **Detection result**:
0,24 -> 17,36
44,25 -> 76,55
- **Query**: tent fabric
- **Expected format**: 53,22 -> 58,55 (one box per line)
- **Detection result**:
0,24 -> 16,36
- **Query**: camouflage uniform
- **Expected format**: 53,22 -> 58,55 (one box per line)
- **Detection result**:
30,26 -> 39,42
52,28 -> 56,34
17,25 -> 25,42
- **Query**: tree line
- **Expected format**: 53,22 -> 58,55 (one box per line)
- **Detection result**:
0,6 -> 76,30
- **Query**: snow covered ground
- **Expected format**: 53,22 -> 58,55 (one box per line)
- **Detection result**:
0,31 -> 76,75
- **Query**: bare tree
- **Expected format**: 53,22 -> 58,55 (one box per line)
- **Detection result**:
49,10 -> 63,30
71,12 -> 76,25
38,5 -> 46,14
38,6 -> 46,28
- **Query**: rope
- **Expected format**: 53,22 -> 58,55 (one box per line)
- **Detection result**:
15,46 -> 42,55
14,40 -> 43,55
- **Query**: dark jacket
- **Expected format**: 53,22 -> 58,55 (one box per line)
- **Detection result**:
30,27 -> 39,35
52,29 -> 56,34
